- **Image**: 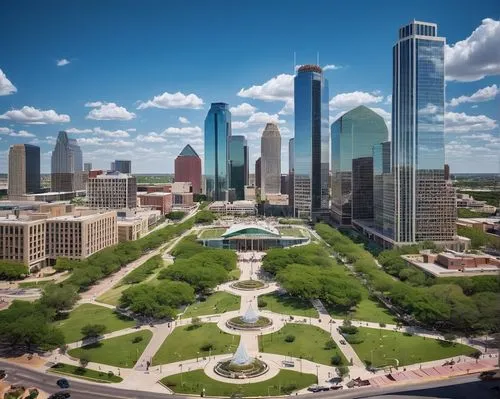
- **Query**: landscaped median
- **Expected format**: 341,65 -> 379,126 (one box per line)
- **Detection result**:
49,363 -> 123,383
161,369 -> 316,397
181,292 -> 240,319
68,330 -> 153,368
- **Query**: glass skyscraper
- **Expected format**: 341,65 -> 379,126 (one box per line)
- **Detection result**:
373,141 -> 394,238
114,160 -> 131,174
288,138 -> 294,209
229,135 -> 247,200
8,144 -> 40,198
331,105 -> 388,225
392,21 -> 455,243
293,65 -> 329,219
261,123 -> 281,198
204,103 -> 232,201
51,131 -> 84,192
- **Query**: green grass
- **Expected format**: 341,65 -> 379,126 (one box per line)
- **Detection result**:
18,280 -> 54,288
328,295 -> 397,325
96,284 -> 129,306
53,304 -> 135,343
350,327 -> 477,367
278,227 -> 305,237
161,369 -> 316,397
259,293 -> 318,318
199,228 -> 226,238
259,324 -> 348,366
68,330 -> 152,368
153,323 -> 239,365
49,363 -> 123,383
181,292 -> 240,319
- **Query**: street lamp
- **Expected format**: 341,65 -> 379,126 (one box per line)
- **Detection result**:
179,363 -> 183,386
316,365 -> 320,383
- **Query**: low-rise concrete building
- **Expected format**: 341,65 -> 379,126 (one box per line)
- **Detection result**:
87,172 -> 137,209
208,201 -> 257,216
137,192 -> 172,215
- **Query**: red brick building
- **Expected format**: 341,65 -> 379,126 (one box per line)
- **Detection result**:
137,192 -> 172,215
174,145 -> 201,194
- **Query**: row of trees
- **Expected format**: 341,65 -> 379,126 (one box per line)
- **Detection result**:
315,223 -> 500,335
262,244 -> 363,310
122,255 -> 163,285
0,260 -> 29,280
457,226 -> 500,250
119,236 -> 237,318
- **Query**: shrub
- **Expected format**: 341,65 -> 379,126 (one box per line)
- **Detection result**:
330,354 -> 342,366
324,339 -> 336,350
339,325 -> 359,335
403,332 -> 413,337
284,335 -> 296,343
345,334 -> 364,344
192,316 -> 202,328
257,298 -> 267,308
443,333 -> 456,342
336,366 -> 349,378
132,336 -> 143,344
200,342 -> 214,351
107,371 -> 114,378
81,324 -> 106,338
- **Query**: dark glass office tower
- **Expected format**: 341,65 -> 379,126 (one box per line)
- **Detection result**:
229,135 -> 247,200
204,103 -> 232,201
293,65 -> 329,219
331,106 -> 388,225
114,160 -> 131,174
392,21 -> 455,242
24,144 -> 41,194
288,138 -> 294,208
8,144 -> 40,198
255,157 -> 261,189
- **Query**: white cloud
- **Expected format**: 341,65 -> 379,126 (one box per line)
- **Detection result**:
229,102 -> 257,117
0,127 -> 35,137
232,121 -> 248,129
238,74 -> 294,101
136,132 -> 167,143
449,84 -> 499,107
0,106 -> 70,124
56,59 -> 70,67
278,99 -> 294,115
444,111 -> 497,133
137,91 -> 204,110
77,137 -> 104,145
178,116 -> 190,124
0,69 -> 17,96
445,18 -> 500,81
85,102 -> 136,120
66,127 -> 93,134
246,112 -> 285,125
93,127 -> 130,138
162,126 -> 203,136
108,140 -> 135,148
127,128 -> 137,132
385,95 -> 392,105
329,91 -> 383,109
323,64 -> 342,71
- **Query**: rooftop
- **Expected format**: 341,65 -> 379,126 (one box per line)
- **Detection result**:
298,64 -> 322,73
222,223 -> 280,238
178,144 -> 199,158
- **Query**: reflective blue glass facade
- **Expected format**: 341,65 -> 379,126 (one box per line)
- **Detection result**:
229,135 -> 247,200
331,106 -> 388,225
392,21 -> 455,242
204,103 -> 232,201
293,65 -> 329,219
24,144 -> 40,194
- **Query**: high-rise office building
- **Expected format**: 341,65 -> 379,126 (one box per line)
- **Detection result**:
204,103 -> 231,201
8,144 -> 40,199
51,131 -> 84,192
260,123 -> 281,199
87,172 -> 137,209
392,21 -> 455,243
114,160 -> 131,174
84,162 -> 92,172
280,174 -> 288,195
288,138 -> 294,208
293,65 -> 329,219
175,144 -> 202,193
373,141 -> 394,238
229,135 -> 248,200
255,157 -> 261,189
331,106 -> 388,225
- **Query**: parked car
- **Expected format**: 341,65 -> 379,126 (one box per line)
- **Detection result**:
307,385 -> 330,392
48,391 -> 71,399
56,378 -> 70,389
330,385 -> 343,390
479,370 -> 499,381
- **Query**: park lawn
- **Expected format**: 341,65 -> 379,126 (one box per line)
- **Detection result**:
350,327 -> 477,367
278,227 -> 305,237
153,323 -> 238,365
54,304 -> 135,343
259,293 -> 318,318
199,228 -> 226,238
96,284 -> 129,306
259,324 -> 348,366
18,280 -> 55,288
328,296 -> 397,325
68,330 -> 152,368
161,369 -> 316,397
49,363 -> 122,383
181,292 -> 240,319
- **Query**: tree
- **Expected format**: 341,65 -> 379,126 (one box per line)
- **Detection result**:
336,366 -> 349,378
192,316 -> 202,328
40,284 -> 80,312
0,260 -> 29,280
53,257 -> 79,272
81,324 -> 106,339
194,210 -> 216,224
166,211 -> 186,221
443,333 -> 456,342
79,353 -> 90,369
331,354 -> 342,365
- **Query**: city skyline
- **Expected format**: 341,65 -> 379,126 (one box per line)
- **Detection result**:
0,1 -> 499,175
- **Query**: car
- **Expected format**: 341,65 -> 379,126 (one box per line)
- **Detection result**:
307,385 -> 330,392
339,339 -> 346,345
330,385 -> 344,390
56,378 -> 70,389
479,370 -> 499,381
48,391 -> 71,399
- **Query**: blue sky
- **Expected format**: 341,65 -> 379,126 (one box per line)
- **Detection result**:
0,0 -> 499,174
